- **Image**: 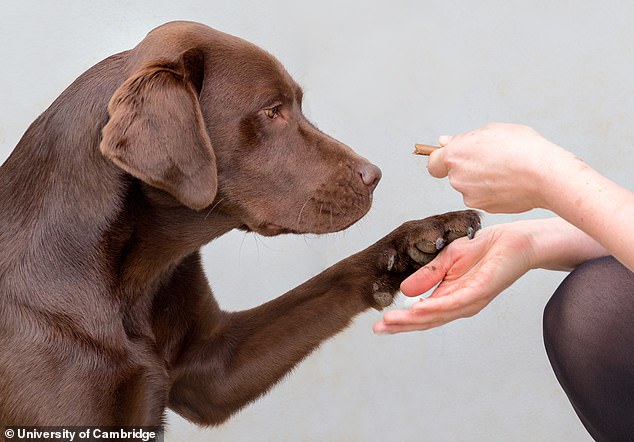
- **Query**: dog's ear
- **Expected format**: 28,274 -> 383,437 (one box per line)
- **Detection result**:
100,51 -> 217,210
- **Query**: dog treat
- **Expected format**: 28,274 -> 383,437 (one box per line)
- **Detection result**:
414,144 -> 440,156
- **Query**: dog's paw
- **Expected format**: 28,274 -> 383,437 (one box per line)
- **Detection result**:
369,210 -> 481,310
390,209 -> 481,268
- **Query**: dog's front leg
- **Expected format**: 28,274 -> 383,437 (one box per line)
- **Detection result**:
167,210 -> 480,426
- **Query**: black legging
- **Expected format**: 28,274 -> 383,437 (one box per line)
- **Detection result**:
543,256 -> 634,441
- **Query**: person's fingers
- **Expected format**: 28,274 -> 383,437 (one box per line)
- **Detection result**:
374,284 -> 490,334
381,297 -> 459,325
412,285 -> 486,312
426,147 -> 448,178
374,319 -> 444,334
374,308 -> 444,332
381,307 -> 426,324
376,302 -> 467,332
413,291 -> 488,323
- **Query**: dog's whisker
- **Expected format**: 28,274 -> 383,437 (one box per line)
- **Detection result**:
329,204 -> 334,231
238,231 -> 250,266
205,197 -> 226,220
295,197 -> 312,231
332,200 -> 346,215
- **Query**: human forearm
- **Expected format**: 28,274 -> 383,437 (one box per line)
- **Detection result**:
522,217 -> 608,272
539,156 -> 634,271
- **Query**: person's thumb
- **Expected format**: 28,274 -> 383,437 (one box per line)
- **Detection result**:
427,146 -> 448,178
400,252 -> 451,296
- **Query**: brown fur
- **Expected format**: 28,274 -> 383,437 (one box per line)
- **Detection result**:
0,21 -> 480,429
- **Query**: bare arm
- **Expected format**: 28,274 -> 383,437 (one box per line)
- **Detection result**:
427,123 -> 634,270
541,159 -> 634,272
523,217 -> 608,271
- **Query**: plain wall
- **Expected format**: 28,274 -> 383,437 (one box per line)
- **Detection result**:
3,1 -> 633,440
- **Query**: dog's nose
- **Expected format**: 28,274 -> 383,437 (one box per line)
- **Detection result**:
359,163 -> 382,191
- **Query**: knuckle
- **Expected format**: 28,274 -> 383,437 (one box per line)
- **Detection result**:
464,301 -> 489,318
447,174 -> 460,189
462,195 -> 478,209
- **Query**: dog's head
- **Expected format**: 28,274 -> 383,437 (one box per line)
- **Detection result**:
100,21 -> 381,236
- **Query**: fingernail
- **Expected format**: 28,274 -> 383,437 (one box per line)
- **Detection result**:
438,135 -> 451,145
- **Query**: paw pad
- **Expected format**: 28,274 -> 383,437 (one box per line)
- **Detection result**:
373,291 -> 393,308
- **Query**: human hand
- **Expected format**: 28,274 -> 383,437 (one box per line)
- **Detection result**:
427,123 -> 575,213
373,223 -> 534,334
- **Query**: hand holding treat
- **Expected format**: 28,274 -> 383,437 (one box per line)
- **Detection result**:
417,123 -> 578,214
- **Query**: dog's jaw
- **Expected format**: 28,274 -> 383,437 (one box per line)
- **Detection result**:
249,222 -> 298,237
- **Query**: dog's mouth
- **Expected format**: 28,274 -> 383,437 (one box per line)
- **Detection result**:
250,223 -> 298,237
236,179 -> 376,237
241,209 -> 367,237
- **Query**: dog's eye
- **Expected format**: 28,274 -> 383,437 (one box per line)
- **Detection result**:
263,105 -> 280,119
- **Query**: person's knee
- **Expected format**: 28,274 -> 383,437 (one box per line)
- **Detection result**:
544,256 -> 630,347
542,256 -> 622,367
543,256 -> 634,440
544,258 -> 598,350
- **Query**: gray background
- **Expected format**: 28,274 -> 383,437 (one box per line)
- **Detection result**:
2,1 -> 633,441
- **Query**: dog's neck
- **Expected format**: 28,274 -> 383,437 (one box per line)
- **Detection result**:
2,136 -> 239,304
0,53 -> 240,303
109,181 -> 240,295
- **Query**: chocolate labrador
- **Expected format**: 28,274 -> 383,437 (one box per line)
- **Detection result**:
0,21 -> 479,429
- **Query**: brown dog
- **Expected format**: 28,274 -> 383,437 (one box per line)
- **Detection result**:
0,21 -> 479,429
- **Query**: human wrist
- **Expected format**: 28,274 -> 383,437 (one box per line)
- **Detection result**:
520,218 -> 560,270
535,147 -> 587,212
498,219 -> 547,271
500,218 -> 571,271
521,217 -> 607,271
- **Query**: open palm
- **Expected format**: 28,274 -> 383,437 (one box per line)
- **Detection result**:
374,225 -> 534,334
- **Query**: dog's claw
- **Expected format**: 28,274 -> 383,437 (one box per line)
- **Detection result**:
386,252 -> 396,271
435,237 -> 446,250
468,226 -> 475,239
